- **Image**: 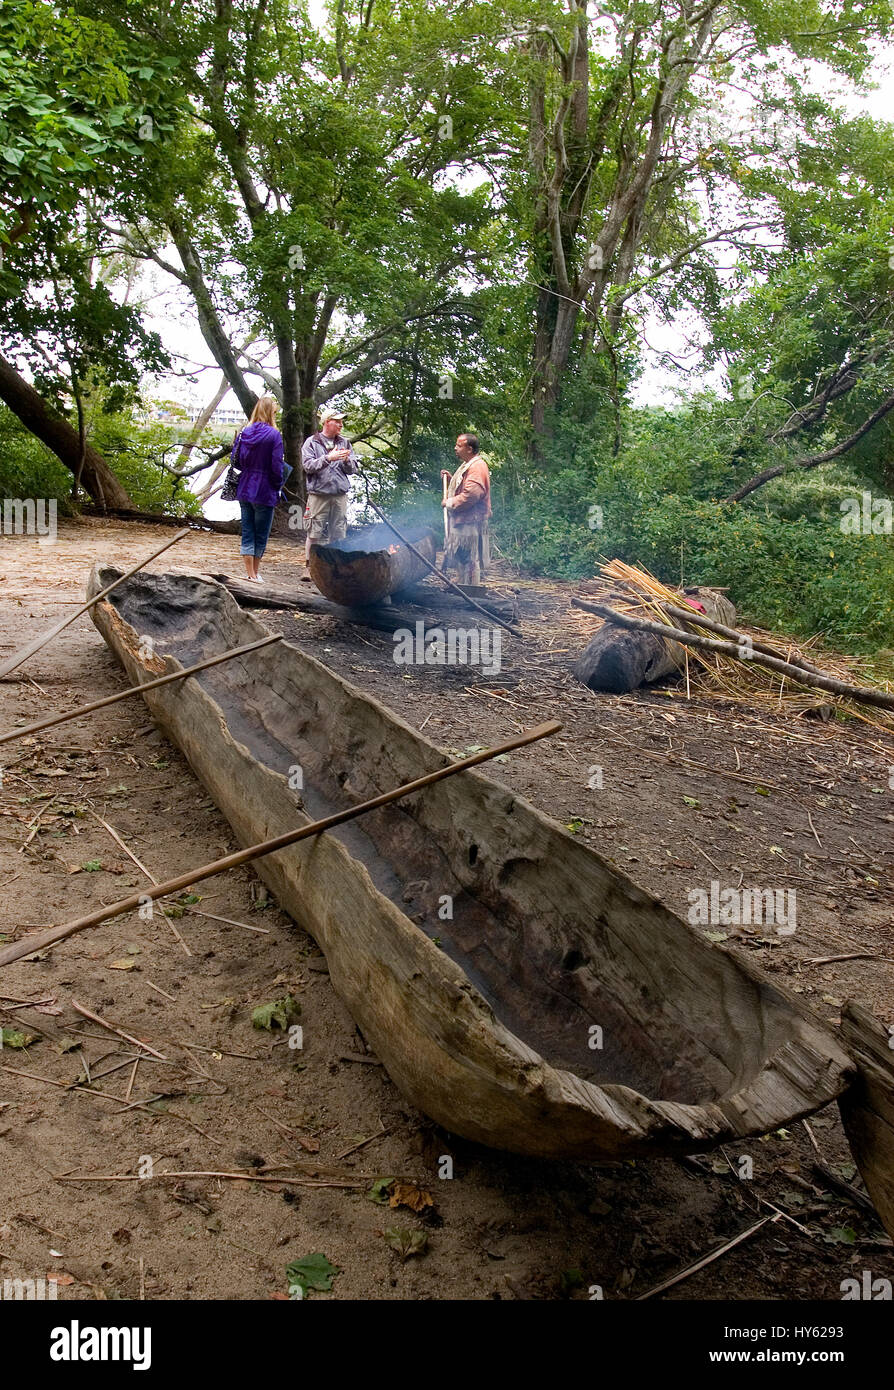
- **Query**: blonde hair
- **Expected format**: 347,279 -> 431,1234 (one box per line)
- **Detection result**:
249,396 -> 278,426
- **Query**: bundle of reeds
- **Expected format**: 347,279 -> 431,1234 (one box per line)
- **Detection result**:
597,559 -> 894,733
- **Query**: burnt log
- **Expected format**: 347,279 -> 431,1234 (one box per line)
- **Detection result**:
572,588 -> 736,694
308,523 -> 437,606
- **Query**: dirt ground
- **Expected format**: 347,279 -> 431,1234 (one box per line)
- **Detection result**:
1,514 -> 892,1303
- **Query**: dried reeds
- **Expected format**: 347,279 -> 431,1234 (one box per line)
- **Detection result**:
598,559 -> 894,734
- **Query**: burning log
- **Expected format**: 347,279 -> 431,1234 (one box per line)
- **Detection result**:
307,523 -> 437,606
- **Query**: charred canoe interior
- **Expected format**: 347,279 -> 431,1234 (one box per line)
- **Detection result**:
88,566 -> 853,1160
307,522 -> 437,606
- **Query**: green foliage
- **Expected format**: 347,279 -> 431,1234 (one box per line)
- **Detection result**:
89,409 -> 202,515
0,404 -> 202,515
0,407 -> 74,505
496,404 -> 894,653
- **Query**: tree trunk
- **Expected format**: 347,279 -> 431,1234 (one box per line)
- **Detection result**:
0,352 -> 133,510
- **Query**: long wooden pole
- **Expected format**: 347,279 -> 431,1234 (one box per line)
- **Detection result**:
573,600 -> 894,711
651,600 -> 826,675
0,720 -> 561,967
355,473 -> 519,635
0,528 -> 191,679
0,634 -> 282,746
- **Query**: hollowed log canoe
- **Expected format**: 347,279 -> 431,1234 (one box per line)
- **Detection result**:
307,523 -> 437,606
88,565 -> 854,1161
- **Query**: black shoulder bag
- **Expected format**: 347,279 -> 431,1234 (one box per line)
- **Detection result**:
221,432 -> 242,501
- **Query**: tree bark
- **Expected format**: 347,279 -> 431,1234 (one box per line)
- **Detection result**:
527,6 -> 720,439
0,352 -> 132,510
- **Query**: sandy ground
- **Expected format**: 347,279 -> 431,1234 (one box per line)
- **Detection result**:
0,515 -> 892,1302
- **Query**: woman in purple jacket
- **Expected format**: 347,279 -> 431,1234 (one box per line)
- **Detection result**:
234,396 -> 284,584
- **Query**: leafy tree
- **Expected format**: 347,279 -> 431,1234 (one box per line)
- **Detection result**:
0,1 -> 184,506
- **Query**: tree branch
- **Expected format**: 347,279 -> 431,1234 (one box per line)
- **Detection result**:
726,390 -> 894,503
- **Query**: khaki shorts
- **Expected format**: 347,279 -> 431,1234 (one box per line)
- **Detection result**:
305,492 -> 348,545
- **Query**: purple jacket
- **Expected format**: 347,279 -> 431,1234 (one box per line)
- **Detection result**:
234,422 -> 284,507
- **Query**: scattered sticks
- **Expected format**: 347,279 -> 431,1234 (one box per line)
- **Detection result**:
70,999 -> 168,1061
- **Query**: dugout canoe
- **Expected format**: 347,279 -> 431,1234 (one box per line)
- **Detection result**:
87,565 -> 854,1160
839,1003 -> 894,1239
308,522 -> 437,606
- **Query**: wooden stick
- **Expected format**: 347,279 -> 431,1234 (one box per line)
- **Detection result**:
0,635 -> 281,745
359,484 -> 520,635
90,811 -> 191,955
0,528 -> 191,679
70,999 -> 168,1060
90,812 -> 158,883
55,1170 -> 369,1189
805,951 -> 879,966
811,1161 -> 877,1214
654,600 -> 827,675
636,1216 -> 775,1300
145,979 -> 177,1003
573,601 -> 894,711
0,720 -> 561,967
188,906 -> 269,934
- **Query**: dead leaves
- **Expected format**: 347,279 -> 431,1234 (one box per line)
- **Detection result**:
383,1227 -> 428,1261
367,1177 -> 434,1213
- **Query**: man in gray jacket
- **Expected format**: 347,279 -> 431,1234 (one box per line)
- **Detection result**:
301,407 -> 359,561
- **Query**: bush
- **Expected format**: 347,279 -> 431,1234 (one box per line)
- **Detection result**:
494,407 -> 894,654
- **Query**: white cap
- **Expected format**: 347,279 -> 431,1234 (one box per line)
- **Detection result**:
320,406 -> 345,424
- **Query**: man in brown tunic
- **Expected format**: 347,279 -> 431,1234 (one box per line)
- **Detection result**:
441,433 -> 491,586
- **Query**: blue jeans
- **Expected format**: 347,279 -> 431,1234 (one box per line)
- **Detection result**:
239,502 -> 275,558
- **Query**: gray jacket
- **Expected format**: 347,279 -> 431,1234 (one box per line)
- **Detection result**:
301,432 -> 359,495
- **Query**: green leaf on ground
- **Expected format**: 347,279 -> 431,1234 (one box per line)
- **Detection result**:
252,995 -> 301,1031
1,1028 -> 35,1049
368,1177 -> 396,1205
285,1252 -> 341,1297
823,1226 -> 858,1245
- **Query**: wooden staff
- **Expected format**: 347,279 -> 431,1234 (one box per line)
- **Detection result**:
0,719 -> 561,967
441,471 -> 450,570
573,600 -> 894,711
0,528 -> 191,679
0,634 -> 282,746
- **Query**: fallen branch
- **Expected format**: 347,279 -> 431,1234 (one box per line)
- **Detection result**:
655,601 -> 825,675
573,601 -> 894,711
